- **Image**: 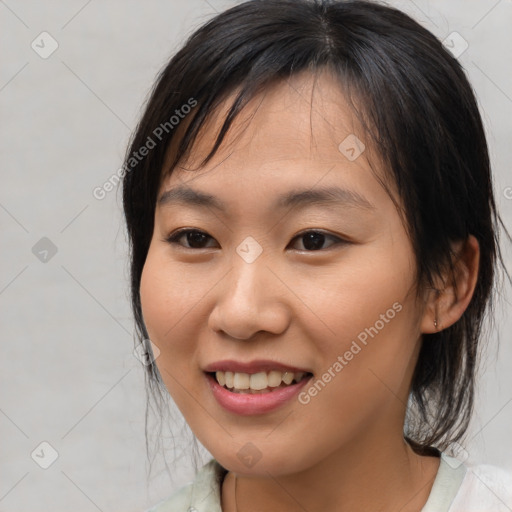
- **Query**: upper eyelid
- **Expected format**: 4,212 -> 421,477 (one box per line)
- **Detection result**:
167,228 -> 340,239
166,228 -> 218,246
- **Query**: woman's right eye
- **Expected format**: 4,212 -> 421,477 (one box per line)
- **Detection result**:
165,229 -> 218,249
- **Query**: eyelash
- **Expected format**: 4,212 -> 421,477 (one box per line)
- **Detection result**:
164,228 -> 348,252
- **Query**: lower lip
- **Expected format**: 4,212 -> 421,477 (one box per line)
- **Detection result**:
205,372 -> 313,416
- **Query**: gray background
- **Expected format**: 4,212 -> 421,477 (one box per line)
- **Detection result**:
1,1 -> 511,511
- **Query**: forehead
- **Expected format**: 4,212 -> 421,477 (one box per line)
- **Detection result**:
159,69 -> 394,208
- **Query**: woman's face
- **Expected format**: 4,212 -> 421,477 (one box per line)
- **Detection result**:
140,70 -> 431,476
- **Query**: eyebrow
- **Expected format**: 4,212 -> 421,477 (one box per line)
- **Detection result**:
158,184 -> 375,212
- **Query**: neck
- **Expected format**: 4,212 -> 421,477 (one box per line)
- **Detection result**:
221,431 -> 440,512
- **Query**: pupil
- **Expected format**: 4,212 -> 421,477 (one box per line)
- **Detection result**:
188,231 -> 207,248
303,232 -> 324,250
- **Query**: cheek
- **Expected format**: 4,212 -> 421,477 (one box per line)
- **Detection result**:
139,254 -> 172,344
297,245 -> 420,396
140,247 -> 205,344
140,250 -> 211,419
287,264 -> 420,453
299,244 -> 415,348
139,250 -> 201,377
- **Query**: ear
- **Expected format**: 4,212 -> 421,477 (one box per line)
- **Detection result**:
420,235 -> 480,334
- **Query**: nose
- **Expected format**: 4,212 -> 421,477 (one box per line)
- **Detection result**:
208,254 -> 291,340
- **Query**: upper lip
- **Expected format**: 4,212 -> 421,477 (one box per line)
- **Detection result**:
203,359 -> 312,374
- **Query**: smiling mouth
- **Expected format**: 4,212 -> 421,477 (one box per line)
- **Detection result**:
207,370 -> 313,394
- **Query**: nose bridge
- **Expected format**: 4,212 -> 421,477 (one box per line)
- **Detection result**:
209,242 -> 289,339
227,245 -> 270,313
229,234 -> 270,304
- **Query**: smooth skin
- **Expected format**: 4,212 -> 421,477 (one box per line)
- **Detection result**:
140,69 -> 480,512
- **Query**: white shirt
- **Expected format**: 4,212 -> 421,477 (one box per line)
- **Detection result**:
146,453 -> 512,511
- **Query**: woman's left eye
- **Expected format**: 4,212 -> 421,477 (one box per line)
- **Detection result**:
164,229 -> 346,251
289,230 -> 346,251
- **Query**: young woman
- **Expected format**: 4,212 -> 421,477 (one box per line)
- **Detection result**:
122,1 -> 512,510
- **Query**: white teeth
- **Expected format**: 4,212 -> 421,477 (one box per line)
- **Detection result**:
282,371 -> 294,385
213,369 -> 309,392
249,372 -> 268,390
233,372 -> 250,389
224,371 -> 234,388
215,371 -> 225,387
267,370 -> 282,387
